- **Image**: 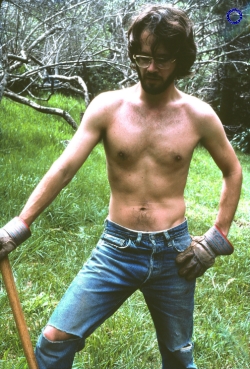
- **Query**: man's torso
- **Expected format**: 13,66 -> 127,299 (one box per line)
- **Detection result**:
99,85 -> 205,231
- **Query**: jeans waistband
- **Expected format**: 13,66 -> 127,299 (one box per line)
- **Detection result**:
104,218 -> 188,241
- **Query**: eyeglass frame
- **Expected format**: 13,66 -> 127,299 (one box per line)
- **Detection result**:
133,54 -> 176,69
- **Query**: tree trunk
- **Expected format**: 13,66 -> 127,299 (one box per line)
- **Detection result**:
219,75 -> 235,127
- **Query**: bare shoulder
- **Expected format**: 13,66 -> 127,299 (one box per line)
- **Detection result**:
178,90 -> 224,138
88,87 -> 133,114
177,92 -> 241,177
80,87 -> 134,133
179,91 -> 216,119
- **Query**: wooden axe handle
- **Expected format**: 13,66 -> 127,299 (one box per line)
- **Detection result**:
0,256 -> 39,369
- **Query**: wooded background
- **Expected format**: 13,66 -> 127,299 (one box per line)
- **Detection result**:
0,0 -> 250,149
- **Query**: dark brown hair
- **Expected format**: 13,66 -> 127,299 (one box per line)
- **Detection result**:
127,4 -> 197,79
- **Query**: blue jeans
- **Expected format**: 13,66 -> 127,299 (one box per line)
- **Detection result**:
35,219 -> 197,369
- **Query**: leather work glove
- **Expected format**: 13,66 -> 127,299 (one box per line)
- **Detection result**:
0,217 -> 31,260
175,225 -> 234,280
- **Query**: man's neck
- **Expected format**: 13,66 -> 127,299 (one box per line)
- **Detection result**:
137,82 -> 179,108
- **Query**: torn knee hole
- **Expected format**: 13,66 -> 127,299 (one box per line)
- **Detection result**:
43,326 -> 79,342
179,343 -> 193,352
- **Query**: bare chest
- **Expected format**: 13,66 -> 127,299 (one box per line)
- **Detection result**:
104,104 -> 199,166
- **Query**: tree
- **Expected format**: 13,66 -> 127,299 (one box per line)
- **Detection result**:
178,0 -> 250,136
1,0 -> 249,135
0,0 -> 137,129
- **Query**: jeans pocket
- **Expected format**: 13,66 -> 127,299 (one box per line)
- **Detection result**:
172,232 -> 192,252
100,233 -> 130,250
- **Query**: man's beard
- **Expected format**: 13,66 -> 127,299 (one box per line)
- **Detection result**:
136,66 -> 176,95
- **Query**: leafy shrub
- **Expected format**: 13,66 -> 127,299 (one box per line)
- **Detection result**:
231,129 -> 250,153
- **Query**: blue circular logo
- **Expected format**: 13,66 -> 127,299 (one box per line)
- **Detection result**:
226,8 -> 243,24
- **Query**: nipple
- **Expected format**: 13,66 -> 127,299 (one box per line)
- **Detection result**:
118,151 -> 125,158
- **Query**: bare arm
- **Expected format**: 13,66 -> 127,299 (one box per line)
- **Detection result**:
19,94 -> 107,226
200,106 -> 242,236
176,104 -> 242,280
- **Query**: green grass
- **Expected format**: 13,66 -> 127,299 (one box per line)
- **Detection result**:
0,96 -> 249,369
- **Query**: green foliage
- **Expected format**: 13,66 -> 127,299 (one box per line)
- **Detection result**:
2,0 -> 250,131
81,64 -> 125,95
0,99 -> 249,368
231,129 -> 250,153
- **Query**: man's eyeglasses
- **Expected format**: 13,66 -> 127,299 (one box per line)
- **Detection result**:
133,55 -> 176,69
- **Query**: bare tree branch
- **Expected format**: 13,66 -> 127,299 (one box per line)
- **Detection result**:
4,90 -> 78,130
1,0 -> 249,133
48,74 -> 90,106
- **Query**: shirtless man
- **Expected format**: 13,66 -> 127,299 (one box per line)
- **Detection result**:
0,4 -> 242,369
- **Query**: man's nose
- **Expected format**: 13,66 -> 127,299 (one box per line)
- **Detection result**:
147,59 -> 159,72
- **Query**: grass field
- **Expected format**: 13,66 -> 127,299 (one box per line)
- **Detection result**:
0,95 -> 249,369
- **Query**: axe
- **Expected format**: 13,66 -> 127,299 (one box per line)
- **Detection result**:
0,256 -> 39,369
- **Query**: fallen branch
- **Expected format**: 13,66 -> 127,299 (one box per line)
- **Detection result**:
4,90 -> 78,130
48,75 -> 90,106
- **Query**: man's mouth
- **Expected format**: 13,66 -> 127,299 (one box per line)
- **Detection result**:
145,75 -> 161,80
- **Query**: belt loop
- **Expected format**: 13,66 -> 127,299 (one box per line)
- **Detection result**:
163,231 -> 170,241
136,232 -> 142,245
164,231 -> 174,247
